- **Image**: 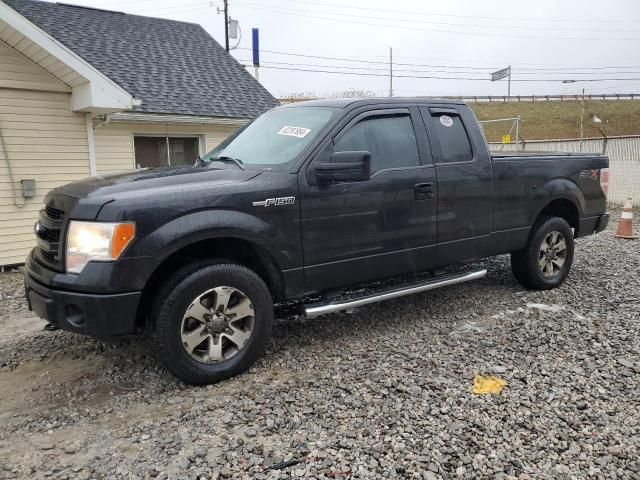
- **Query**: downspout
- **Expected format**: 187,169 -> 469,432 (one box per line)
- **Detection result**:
0,120 -> 25,208
85,113 -> 97,176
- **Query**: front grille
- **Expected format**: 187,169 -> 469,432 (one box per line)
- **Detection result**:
42,228 -> 60,243
35,201 -> 67,271
40,250 -> 56,262
45,205 -> 64,220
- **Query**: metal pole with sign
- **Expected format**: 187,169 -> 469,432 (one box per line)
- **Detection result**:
252,28 -> 260,82
491,66 -> 511,97
389,47 -> 393,97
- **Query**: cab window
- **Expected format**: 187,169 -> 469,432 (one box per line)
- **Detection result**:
334,114 -> 419,173
431,113 -> 473,163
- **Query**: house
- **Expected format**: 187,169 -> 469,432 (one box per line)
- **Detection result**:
0,0 -> 278,266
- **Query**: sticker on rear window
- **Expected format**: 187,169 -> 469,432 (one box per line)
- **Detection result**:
439,115 -> 454,127
277,126 -> 311,138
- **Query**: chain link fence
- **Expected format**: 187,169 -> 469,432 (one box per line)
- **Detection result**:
489,135 -> 640,204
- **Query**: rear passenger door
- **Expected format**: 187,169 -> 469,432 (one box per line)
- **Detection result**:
299,107 -> 438,294
420,106 -> 493,265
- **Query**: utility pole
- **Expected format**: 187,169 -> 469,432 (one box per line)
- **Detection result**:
507,65 -> 511,97
579,87 -> 585,152
389,47 -> 393,97
223,0 -> 229,52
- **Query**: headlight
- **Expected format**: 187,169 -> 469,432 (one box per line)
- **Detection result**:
66,221 -> 135,274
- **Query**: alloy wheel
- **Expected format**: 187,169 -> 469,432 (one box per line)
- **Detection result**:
180,286 -> 255,363
538,231 -> 567,278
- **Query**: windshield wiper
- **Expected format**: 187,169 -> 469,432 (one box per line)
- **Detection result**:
208,155 -> 245,170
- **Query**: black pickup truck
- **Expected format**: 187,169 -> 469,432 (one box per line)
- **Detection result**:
24,98 -> 609,384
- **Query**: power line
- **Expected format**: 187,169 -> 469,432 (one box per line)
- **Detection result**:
235,58 -> 640,77
585,82 -> 640,92
93,0 -> 640,26
240,64 -> 492,80
82,0 -> 640,72
239,64 -> 640,83
232,1 -> 640,41
234,0 -> 639,34
235,48 -> 640,73
264,0 -> 640,25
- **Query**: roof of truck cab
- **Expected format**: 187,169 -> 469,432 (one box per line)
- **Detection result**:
279,98 -> 465,109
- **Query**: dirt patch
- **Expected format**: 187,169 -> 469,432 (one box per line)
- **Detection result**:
0,356 -> 106,422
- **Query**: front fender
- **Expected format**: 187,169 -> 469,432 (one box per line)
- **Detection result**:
59,209 -> 301,295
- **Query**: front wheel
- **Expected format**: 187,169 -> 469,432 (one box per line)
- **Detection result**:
511,216 -> 575,290
150,261 -> 274,384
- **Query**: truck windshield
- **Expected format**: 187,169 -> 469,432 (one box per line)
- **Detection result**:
202,107 -> 336,167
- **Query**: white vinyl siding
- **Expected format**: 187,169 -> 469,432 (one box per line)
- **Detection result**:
0,39 -> 70,92
0,89 -> 89,265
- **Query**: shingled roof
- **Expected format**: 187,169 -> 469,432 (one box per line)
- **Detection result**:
4,0 -> 278,118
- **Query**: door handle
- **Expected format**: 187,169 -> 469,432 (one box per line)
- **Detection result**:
414,183 -> 434,200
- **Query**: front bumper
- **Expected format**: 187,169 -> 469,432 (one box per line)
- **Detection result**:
25,257 -> 141,338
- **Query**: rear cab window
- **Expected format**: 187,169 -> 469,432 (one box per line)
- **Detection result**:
424,108 -> 474,164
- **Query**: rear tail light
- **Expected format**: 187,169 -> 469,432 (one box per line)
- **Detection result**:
600,168 -> 609,196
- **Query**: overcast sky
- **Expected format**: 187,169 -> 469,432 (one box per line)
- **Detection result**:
54,0 -> 640,98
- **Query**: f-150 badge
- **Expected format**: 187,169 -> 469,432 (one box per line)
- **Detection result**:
252,196 -> 296,207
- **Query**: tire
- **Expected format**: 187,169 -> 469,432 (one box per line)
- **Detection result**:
150,261 -> 273,385
511,216 -> 575,290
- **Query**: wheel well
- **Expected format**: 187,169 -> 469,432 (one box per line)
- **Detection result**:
538,199 -> 579,231
136,237 -> 285,330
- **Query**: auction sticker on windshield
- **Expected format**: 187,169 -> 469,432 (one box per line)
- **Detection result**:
277,126 -> 311,138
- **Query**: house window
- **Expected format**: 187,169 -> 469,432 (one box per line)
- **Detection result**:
134,136 -> 200,168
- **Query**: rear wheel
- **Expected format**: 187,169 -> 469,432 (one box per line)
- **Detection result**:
151,261 -> 273,384
511,216 -> 574,290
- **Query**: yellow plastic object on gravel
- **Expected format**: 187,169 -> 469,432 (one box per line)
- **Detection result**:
473,375 -> 507,395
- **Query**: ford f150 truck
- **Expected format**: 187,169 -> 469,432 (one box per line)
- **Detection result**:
24,98 -> 609,384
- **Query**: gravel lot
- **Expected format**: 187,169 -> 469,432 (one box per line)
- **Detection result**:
1,213 -> 639,480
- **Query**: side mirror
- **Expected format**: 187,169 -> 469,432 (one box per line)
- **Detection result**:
315,151 -> 371,183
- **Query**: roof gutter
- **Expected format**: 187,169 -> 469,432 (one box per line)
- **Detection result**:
107,112 -> 249,127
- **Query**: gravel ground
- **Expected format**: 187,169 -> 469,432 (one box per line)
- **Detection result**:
0,213 -> 639,480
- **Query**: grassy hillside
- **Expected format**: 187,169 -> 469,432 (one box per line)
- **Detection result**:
470,100 -> 640,142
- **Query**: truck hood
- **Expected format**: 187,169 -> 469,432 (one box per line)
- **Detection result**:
50,166 -> 261,200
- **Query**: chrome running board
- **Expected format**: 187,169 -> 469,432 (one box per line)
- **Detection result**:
304,268 -> 487,318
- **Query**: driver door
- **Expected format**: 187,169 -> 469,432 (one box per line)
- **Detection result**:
298,107 -> 438,294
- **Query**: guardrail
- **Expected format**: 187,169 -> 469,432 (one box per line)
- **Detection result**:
279,94 -> 640,104
443,94 -> 640,102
